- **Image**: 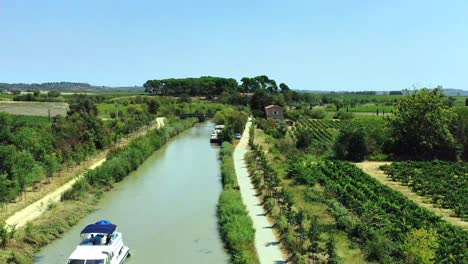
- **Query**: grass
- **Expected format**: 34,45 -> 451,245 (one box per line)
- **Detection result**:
0,93 -> 15,100
346,104 -> 394,113
454,96 -> 467,106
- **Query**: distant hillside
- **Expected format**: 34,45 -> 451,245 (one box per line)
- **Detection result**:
295,88 -> 468,96
443,88 -> 468,96
0,82 -> 143,92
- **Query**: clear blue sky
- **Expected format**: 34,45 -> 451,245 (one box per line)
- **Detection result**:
1,0 -> 467,90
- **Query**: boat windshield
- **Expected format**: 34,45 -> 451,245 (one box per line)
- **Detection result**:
84,260 -> 105,264
67,260 -> 85,264
68,260 -> 105,264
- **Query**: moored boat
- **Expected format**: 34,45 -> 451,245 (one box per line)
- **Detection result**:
66,220 -> 130,264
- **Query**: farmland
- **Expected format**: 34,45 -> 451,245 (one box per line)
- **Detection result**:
0,101 -> 69,116
291,159 -> 467,263
292,119 -> 345,144
291,118 -> 386,151
96,103 -> 145,118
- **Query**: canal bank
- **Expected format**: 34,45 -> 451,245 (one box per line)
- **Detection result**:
32,121 -> 228,264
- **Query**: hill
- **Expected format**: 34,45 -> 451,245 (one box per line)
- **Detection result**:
0,82 -> 143,93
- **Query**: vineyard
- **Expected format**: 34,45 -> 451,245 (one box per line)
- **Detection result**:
288,158 -> 467,263
291,118 -> 386,146
380,161 -> 468,220
291,119 -> 346,144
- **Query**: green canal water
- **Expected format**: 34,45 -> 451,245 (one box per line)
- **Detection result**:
34,123 -> 229,264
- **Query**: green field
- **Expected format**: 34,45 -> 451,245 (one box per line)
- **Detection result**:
454,96 -> 468,106
97,103 -> 145,118
0,101 -> 69,116
346,104 -> 394,113
0,93 -> 15,100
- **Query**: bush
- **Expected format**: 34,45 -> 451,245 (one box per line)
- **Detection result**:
307,108 -> 326,119
47,91 -> 61,97
61,179 -> 90,201
257,119 -> 286,139
295,127 -> 314,149
220,142 -> 237,189
218,190 -> 258,264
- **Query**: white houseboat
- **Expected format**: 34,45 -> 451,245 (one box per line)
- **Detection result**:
66,220 -> 130,264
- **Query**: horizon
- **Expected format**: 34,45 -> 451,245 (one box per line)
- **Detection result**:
3,80 -> 468,93
1,1 -> 468,90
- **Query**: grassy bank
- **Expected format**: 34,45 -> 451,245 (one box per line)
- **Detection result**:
0,118 -> 197,264
217,142 -> 259,264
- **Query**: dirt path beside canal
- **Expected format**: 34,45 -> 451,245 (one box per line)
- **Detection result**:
234,119 -> 286,264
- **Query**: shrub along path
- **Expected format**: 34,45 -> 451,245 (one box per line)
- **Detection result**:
355,161 -> 468,229
5,117 -> 165,229
234,119 -> 286,264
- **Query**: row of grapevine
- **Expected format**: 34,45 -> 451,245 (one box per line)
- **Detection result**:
380,161 -> 468,220
291,119 -> 346,145
288,158 -> 467,263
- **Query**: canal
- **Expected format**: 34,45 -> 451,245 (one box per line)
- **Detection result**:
34,123 -> 229,264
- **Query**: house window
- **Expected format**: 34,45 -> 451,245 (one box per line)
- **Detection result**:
273,111 -> 278,115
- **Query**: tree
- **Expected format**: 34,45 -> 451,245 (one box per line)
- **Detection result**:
446,96 -> 456,107
250,89 -> 274,116
388,87 -> 457,160
365,232 -> 391,262
279,83 -> 290,93
11,151 -> 44,198
453,107 -> 468,161
68,94 -> 99,116
308,215 -> 321,262
47,91 -> 61,97
295,128 -> 314,149
334,124 -> 368,161
403,228 -> 438,264
0,173 -> 18,207
212,108 -> 248,134
147,99 -> 159,115
33,90 -> 40,97
43,153 -> 59,183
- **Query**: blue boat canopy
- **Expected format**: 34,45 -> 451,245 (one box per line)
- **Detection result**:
80,220 -> 117,234
95,220 -> 112,225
